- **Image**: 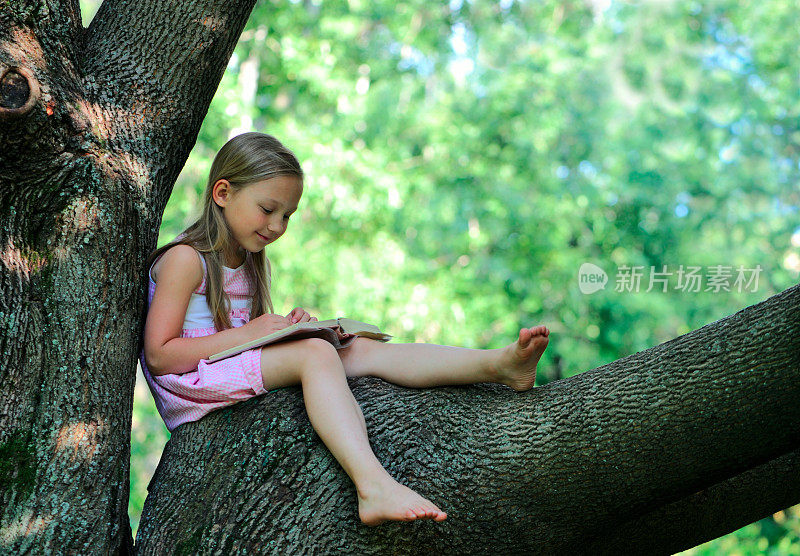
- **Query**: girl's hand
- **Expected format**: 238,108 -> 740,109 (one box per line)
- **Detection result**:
286,307 -> 317,324
245,313 -> 293,338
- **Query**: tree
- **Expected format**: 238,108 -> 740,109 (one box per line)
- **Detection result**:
0,0 -> 258,552
1,0 -> 797,553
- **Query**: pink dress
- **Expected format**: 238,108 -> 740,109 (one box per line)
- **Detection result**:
139,248 -> 277,432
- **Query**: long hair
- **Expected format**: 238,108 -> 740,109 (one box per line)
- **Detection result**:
145,132 -> 304,331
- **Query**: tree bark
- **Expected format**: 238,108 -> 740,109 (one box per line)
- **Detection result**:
0,1 -> 256,552
135,284 -> 800,554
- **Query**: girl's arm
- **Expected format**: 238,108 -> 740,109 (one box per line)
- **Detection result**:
148,326 -> 254,376
143,245 -> 291,376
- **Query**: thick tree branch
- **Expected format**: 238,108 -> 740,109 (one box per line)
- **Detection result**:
136,284 -> 800,553
587,446 -> 800,554
81,0 -> 258,175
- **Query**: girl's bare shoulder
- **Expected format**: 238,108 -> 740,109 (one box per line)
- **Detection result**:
152,244 -> 203,291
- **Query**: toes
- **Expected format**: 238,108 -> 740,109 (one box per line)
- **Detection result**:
529,325 -> 550,338
519,325 -> 551,345
414,504 -> 441,520
411,506 -> 429,519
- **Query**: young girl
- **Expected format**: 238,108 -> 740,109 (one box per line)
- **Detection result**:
140,132 -> 550,526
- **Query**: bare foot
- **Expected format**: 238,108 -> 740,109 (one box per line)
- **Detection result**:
491,325 -> 550,391
357,476 -> 447,526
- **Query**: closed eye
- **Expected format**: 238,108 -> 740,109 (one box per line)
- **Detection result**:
262,207 -> 293,220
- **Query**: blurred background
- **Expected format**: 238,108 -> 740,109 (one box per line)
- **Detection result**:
81,0 -> 799,551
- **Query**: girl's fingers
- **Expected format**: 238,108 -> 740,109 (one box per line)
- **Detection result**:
289,308 -> 317,323
295,310 -> 311,323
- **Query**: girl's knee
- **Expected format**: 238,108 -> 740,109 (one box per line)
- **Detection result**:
259,338 -> 343,390
298,337 -> 340,357
295,339 -> 347,383
294,338 -> 344,371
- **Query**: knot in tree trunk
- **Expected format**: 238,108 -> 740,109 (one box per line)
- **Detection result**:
0,65 -> 39,118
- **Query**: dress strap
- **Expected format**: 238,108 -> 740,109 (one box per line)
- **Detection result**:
194,250 -> 207,294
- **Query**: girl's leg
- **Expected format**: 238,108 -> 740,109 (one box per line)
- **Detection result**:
340,326 -> 550,391
259,338 -> 447,526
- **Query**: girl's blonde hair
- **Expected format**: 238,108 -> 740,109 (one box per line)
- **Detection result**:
146,132 -> 304,331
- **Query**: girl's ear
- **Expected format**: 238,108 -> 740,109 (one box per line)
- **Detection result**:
212,179 -> 232,208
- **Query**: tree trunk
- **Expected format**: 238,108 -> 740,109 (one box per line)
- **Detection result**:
0,1 -> 256,552
135,284 -> 800,554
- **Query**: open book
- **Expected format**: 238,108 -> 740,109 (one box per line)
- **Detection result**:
206,317 -> 392,363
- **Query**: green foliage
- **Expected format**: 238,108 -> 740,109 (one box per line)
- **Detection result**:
679,506 -> 800,556
84,0 -> 800,545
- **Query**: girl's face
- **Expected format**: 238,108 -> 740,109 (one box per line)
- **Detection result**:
213,175 -> 302,262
